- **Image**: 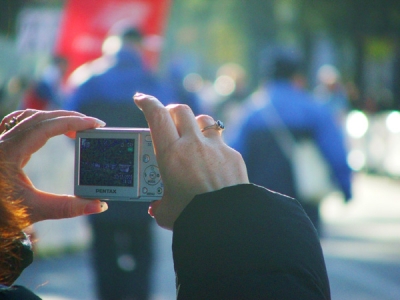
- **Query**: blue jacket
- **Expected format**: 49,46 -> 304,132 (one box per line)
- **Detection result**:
231,80 -> 352,202
65,47 -> 173,124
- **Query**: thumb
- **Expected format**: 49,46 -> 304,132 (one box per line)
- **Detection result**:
148,200 -> 161,219
148,198 -> 179,231
148,200 -> 173,230
28,191 -> 108,223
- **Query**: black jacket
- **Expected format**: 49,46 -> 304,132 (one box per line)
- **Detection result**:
173,184 -> 331,299
0,285 -> 40,300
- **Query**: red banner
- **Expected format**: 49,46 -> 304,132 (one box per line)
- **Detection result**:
55,0 -> 172,76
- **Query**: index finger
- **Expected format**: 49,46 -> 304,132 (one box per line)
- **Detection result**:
133,93 -> 180,153
1,110 -> 89,137
3,116 -> 105,164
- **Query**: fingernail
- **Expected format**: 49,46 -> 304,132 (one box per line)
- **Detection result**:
84,201 -> 108,215
93,118 -> 106,127
83,117 -> 106,127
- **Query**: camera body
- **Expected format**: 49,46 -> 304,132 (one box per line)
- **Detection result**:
74,127 -> 163,201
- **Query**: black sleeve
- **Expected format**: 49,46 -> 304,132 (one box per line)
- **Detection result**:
0,285 -> 41,300
172,184 -> 331,300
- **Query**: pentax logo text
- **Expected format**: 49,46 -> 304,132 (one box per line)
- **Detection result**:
96,189 -> 117,194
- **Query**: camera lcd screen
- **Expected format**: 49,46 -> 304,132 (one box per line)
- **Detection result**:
79,138 -> 135,187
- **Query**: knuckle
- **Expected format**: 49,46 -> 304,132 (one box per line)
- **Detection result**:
167,103 -> 191,114
61,201 -> 74,218
196,114 -> 214,123
146,103 -> 167,120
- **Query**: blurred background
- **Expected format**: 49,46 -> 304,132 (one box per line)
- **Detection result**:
1,0 -> 400,299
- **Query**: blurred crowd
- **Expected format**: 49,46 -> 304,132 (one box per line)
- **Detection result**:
0,51 -> 356,133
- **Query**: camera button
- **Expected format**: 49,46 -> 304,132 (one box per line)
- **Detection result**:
143,154 -> 150,163
144,165 -> 161,185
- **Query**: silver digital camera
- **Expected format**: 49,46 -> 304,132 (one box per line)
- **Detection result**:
74,128 -> 163,201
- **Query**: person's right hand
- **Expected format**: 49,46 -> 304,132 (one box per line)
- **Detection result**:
133,93 -> 249,230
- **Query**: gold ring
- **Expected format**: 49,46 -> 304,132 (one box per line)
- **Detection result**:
201,120 -> 225,132
2,116 -> 19,134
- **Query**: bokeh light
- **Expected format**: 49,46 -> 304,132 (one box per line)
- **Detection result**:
346,110 -> 369,139
386,111 -> 400,133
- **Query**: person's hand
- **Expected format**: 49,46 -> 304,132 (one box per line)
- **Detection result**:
0,109 -> 109,225
133,93 -> 249,230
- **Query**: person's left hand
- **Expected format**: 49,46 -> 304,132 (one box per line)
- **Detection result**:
0,109 -> 108,225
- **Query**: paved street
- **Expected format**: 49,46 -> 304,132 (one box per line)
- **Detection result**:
321,174 -> 400,300
14,135 -> 400,299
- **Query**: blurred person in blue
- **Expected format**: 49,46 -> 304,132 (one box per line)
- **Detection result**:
21,56 -> 68,111
231,50 -> 352,234
313,64 -> 350,126
64,27 -> 172,300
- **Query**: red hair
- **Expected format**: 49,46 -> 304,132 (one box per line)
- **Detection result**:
0,150 -> 31,285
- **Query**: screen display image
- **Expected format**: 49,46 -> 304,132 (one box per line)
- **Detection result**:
79,138 -> 135,187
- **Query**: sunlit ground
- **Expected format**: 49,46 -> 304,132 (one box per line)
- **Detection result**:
321,173 -> 400,263
321,173 -> 400,300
